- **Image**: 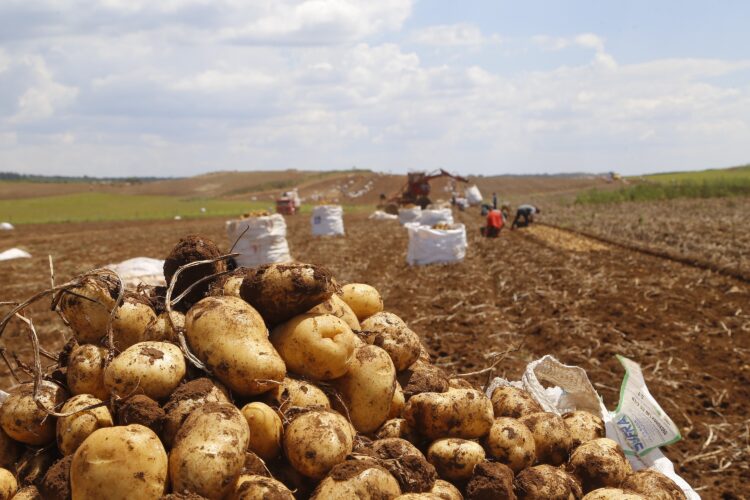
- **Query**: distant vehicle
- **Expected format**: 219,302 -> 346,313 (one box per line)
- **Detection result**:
382,169 -> 469,213
276,197 -> 296,215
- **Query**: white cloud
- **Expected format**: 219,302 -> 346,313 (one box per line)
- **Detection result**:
412,23 -> 501,47
11,56 -> 78,122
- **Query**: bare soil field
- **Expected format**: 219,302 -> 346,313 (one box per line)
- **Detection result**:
1,210 -> 749,498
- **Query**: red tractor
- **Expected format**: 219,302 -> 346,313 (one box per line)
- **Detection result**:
383,169 -> 468,212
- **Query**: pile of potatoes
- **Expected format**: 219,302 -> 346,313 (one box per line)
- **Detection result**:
0,234 -> 689,500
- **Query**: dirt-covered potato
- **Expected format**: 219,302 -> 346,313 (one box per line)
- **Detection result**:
465,461 -> 515,500
490,386 -> 543,418
185,296 -> 286,396
427,438 -> 485,482
10,485 -> 40,500
360,312 -> 421,371
389,382 -> 405,419
163,234 -> 227,311
262,377 -> 331,410
447,378 -> 474,390
241,402 -> 283,461
66,343 -> 109,400
621,470 -> 686,500
143,310 -> 185,343
309,294 -> 361,331
398,362 -> 450,399
569,438 -> 632,492
104,341 -> 186,400
283,409 -> 353,480
0,381 -> 67,446
169,403 -> 250,499
0,468 -> 16,500
581,488 -> 645,500
117,395 -> 165,434
40,456 -> 72,500
484,417 -> 536,472
0,429 -> 20,469
515,464 -> 582,500
111,293 -> 158,350
271,314 -> 357,380
71,424 -> 168,500
340,283 -> 384,321
404,389 -> 493,440
394,494 -> 442,499
209,270 -> 244,298
518,412 -> 572,465
311,459 -> 401,499
430,479 -> 462,500
240,263 -> 337,326
332,345 -> 396,433
56,394 -> 113,456
161,378 -> 230,447
231,474 -> 294,500
368,438 -> 437,493
563,411 -> 605,448
58,273 -> 118,344
376,418 -> 420,444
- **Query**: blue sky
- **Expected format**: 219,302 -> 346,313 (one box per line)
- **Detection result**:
0,0 -> 748,177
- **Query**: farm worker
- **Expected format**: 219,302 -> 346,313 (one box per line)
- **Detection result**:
511,204 -> 540,229
492,192 -> 498,209
482,208 -> 503,238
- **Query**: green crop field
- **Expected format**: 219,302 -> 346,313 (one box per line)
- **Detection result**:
641,164 -> 750,183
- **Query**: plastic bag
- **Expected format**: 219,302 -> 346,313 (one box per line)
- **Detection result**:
398,207 -> 422,225
226,214 -> 292,267
419,208 -> 454,226
311,205 -> 345,236
465,185 -> 483,205
368,210 -> 398,220
106,257 -> 166,288
406,222 -> 467,266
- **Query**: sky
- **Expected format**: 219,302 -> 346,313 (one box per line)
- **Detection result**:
0,0 -> 749,177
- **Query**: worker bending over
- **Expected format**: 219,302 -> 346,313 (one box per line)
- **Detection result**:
481,208 -> 504,237
511,204 -> 540,229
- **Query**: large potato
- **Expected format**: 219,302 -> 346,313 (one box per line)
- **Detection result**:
332,345 -> 396,433
569,438 -> 632,492
564,411 -> 605,448
71,424 -> 168,500
169,403 -> 250,499
240,263 -> 337,326
66,344 -> 109,400
241,402 -> 283,461
262,377 -> 331,410
309,294 -> 361,331
465,461 -> 515,500
484,417 -> 536,473
56,394 -> 113,456
582,489 -> 645,500
515,464 -> 582,499
0,468 -> 16,500
0,381 -> 67,446
621,470 -> 686,500
185,296 -> 286,396
368,438 -> 437,493
271,314 -> 357,380
311,459 -> 401,499
103,341 -> 186,400
111,293 -> 157,350
340,283 -> 384,321
490,386 -> 543,418
161,378 -> 230,447
404,389 -> 493,440
518,412 -> 572,466
283,410 -> 353,479
231,474 -> 294,500
58,273 -> 118,344
426,438 -> 485,482
360,312 -> 421,371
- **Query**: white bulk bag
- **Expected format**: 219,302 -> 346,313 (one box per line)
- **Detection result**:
0,222 -> 14,231
0,248 -> 31,261
311,205 -> 345,236
398,207 -> 422,225
227,214 -> 292,267
368,210 -> 398,221
406,223 -> 467,266
106,257 -> 166,288
419,208 -> 454,226
465,185 -> 483,205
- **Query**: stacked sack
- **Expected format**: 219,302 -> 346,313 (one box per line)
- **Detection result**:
0,234 -> 687,499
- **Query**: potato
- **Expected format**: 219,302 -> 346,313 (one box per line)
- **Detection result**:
368,438 -> 437,493
241,402 -> 283,461
111,293 -> 158,350
209,270 -> 244,298
0,428 -> 20,469
40,456 -> 72,500
621,470 -> 686,500
431,479 -> 462,500
518,412 -> 572,465
389,382 -> 405,419
490,386 -> 543,418
515,464 -> 582,499
240,263 -> 337,326
271,314 -> 357,380
71,424 -> 168,500
163,234 -> 227,311
484,417 -> 536,473
231,474 -> 294,500
582,488 -> 645,500
161,378 -> 230,447
360,312 -> 421,371
58,273 -> 118,344
186,296 -> 286,396
332,345 -> 396,433
398,362 -> 450,399
426,438 -> 485,482
340,283 -> 384,321
448,378 -> 474,390
66,344 -> 109,400
283,409 -> 353,479
143,311 -> 184,343
311,459 -> 401,499
569,438 -> 632,492
56,394 -> 113,456
103,341 -> 186,400
404,389 -> 493,440
0,381 -> 67,446
376,418 -> 420,444
465,461 -> 514,500
169,403 -> 250,499
0,468 -> 16,500
394,495 -> 442,499
262,377 -> 331,410
309,294 -> 361,331
564,411 -> 605,448
10,486 -> 40,500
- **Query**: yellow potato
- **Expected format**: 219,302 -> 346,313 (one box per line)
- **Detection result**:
309,294 -> 361,331
569,438 -> 632,492
431,479 -> 462,499
283,410 -> 353,480
0,382 -> 67,446
56,394 -> 113,456
388,382 -> 405,419
111,294 -> 157,350
404,389 -> 493,440
483,417 -> 536,473
564,410 -> 606,448
621,470 -> 687,500
0,468 -> 16,500
161,377 -> 230,447
340,283 -> 384,321
427,438 -> 485,481
231,474 -> 294,500
142,311 -> 184,344
58,274 -> 118,344
360,312 -> 421,371
9,485 -> 39,500
311,459 -> 401,499
262,377 -> 331,410
66,343 -> 109,401
519,412 -> 572,466
241,402 -> 283,461
516,464 -> 583,499
490,386 -> 543,418
582,488 -> 646,500
103,341 -> 186,400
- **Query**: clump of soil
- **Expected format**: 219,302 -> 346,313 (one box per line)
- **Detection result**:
163,235 -> 226,311
465,461 -> 515,500
40,455 -> 72,500
117,395 -> 165,434
398,362 -> 450,399
368,438 -> 437,493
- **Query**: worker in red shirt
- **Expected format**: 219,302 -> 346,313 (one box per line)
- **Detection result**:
482,208 -> 504,237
